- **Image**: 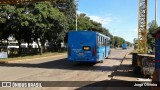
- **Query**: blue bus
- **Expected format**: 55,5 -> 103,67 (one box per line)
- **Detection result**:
67,30 -> 111,63
122,43 -> 128,49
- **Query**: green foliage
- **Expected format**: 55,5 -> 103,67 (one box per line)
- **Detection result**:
0,5 -> 16,40
31,2 -> 68,53
0,1 -> 68,54
75,13 -> 129,48
51,0 -> 76,30
148,20 -> 158,32
112,36 -> 125,48
147,20 -> 158,53
76,13 -> 108,34
0,1 -> 130,55
76,13 -> 93,30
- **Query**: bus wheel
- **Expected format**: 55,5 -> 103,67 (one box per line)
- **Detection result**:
100,60 -> 103,63
106,56 -> 109,59
100,53 -> 104,63
109,50 -> 111,55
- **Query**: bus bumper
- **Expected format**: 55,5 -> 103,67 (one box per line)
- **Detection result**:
68,57 -> 97,62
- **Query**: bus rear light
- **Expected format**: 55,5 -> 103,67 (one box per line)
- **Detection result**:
92,47 -> 96,56
83,46 -> 91,51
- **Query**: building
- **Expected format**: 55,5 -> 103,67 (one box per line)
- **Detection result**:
151,27 -> 160,69
0,36 -> 49,49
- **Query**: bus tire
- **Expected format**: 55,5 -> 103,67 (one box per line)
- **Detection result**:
106,56 -> 109,59
109,50 -> 111,55
106,52 -> 109,59
100,60 -> 103,63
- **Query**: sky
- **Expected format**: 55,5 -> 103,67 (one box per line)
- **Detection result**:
77,0 -> 160,43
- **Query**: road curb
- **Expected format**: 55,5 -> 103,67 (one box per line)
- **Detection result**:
0,54 -> 67,64
0,61 -> 8,64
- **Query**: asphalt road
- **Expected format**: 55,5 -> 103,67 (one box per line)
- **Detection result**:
0,48 -> 132,90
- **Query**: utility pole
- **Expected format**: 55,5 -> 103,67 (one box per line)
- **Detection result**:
155,0 -> 158,25
75,0 -> 79,31
76,10 -> 78,31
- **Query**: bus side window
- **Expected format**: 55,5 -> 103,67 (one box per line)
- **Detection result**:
101,37 -> 103,45
103,37 -> 105,46
99,36 -> 101,46
105,39 -> 107,46
106,39 -> 107,46
103,37 -> 106,45
107,39 -> 109,46
98,36 -> 99,45
97,35 -> 99,45
108,39 -> 110,46
97,35 -> 99,46
102,37 -> 103,45
101,36 -> 102,45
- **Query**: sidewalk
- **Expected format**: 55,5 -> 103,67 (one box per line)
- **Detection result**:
112,53 -> 139,81
107,53 -> 152,90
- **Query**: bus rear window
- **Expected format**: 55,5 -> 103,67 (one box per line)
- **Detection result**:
83,46 -> 91,51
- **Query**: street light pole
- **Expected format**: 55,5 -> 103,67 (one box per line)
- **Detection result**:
75,0 -> 79,31
155,0 -> 158,25
76,10 -> 78,31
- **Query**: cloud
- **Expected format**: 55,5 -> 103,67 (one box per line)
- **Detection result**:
77,11 -> 116,27
89,15 -> 112,26
131,28 -> 138,33
77,11 -> 137,43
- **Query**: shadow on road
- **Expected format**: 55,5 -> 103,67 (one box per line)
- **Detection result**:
109,57 -> 131,61
0,58 -> 118,72
74,79 -> 151,90
123,57 -> 132,59
108,64 -> 144,78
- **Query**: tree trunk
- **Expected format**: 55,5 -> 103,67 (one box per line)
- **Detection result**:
6,39 -> 9,56
41,45 -> 44,54
17,40 -> 22,55
40,39 -> 45,54
36,39 -> 42,55
27,43 -> 29,48
27,42 -> 30,54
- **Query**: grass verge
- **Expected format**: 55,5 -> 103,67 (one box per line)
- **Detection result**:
0,52 -> 67,61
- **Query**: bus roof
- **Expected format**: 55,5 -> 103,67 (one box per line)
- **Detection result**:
69,30 -> 110,39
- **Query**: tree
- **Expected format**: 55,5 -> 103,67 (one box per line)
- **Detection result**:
0,1 -> 130,56
113,36 -> 125,48
31,2 -> 68,53
0,5 -> 17,55
0,2 -> 69,55
51,0 -> 76,30
76,13 -> 104,33
76,13 -> 93,30
147,20 -> 158,53
0,5 -> 15,40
